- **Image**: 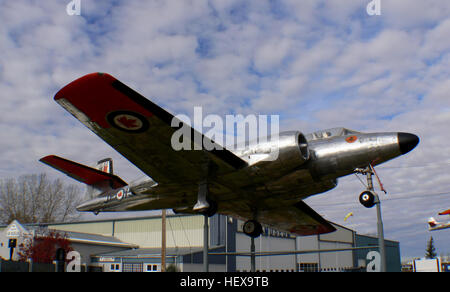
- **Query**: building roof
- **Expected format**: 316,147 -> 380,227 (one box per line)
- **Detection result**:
30,213 -> 197,227
50,229 -> 137,248
1,219 -> 137,249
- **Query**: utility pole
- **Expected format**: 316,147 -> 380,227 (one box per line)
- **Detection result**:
374,193 -> 386,272
161,209 -> 166,272
250,237 -> 256,272
365,169 -> 387,272
203,215 -> 209,272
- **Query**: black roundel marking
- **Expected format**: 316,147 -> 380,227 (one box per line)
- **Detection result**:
106,111 -> 149,133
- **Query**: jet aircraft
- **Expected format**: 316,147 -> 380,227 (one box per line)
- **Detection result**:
40,73 -> 419,238
428,209 -> 450,231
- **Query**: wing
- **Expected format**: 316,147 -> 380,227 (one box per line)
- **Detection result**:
258,201 -> 336,236
40,155 -> 127,189
223,200 -> 335,236
54,73 -> 247,184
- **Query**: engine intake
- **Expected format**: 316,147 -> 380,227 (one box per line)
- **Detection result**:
276,131 -> 310,168
241,131 -> 310,178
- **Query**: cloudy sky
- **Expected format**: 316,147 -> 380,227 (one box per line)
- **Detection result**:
0,0 -> 449,259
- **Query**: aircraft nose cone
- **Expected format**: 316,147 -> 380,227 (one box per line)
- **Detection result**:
398,133 -> 419,154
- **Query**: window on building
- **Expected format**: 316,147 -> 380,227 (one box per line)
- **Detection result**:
123,263 -> 143,272
144,264 -> 159,272
298,263 -> 319,272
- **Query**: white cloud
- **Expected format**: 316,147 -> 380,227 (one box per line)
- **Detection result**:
420,19 -> 450,59
253,38 -> 292,72
381,0 -> 450,29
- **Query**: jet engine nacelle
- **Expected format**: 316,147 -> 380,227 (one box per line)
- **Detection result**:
239,131 -> 310,178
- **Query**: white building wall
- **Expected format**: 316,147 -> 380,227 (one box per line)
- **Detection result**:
49,215 -> 205,249
236,233 -> 297,272
296,223 -> 355,271
113,215 -> 204,248
316,241 -> 353,271
0,220 -> 33,261
181,263 -> 226,272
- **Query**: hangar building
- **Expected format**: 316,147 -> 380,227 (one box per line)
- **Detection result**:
0,214 -> 401,272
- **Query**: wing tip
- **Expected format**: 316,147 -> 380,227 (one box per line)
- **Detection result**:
289,222 -> 336,236
321,223 -> 337,234
54,72 -> 115,101
39,154 -> 58,163
291,200 -> 337,236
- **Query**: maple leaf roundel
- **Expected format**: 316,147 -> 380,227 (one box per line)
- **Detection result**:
107,110 -> 149,133
345,135 -> 358,143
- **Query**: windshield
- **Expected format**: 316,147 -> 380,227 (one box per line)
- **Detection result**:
306,127 -> 361,141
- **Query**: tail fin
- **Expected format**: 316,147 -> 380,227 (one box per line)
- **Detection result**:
428,217 -> 438,228
96,158 -> 113,174
40,155 -> 127,198
86,158 -> 115,198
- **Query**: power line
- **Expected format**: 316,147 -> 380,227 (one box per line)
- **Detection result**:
311,190 -> 450,207
378,162 -> 450,169
167,214 -> 177,248
383,191 -> 450,202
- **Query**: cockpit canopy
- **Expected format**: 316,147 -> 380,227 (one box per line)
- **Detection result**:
306,127 -> 362,141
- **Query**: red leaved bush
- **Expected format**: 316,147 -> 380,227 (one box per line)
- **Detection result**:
18,229 -> 72,263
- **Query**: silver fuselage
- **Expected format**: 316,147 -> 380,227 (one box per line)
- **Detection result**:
429,223 -> 450,231
76,128 -> 417,214
429,219 -> 450,231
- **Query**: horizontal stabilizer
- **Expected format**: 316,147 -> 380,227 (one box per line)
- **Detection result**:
40,155 -> 127,189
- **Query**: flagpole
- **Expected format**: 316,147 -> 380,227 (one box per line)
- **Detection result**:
161,209 -> 166,272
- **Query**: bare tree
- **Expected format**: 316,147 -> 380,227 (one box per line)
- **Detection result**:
0,173 -> 82,224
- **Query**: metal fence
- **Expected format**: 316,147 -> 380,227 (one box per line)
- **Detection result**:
0,259 -> 87,272
0,260 -> 30,272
